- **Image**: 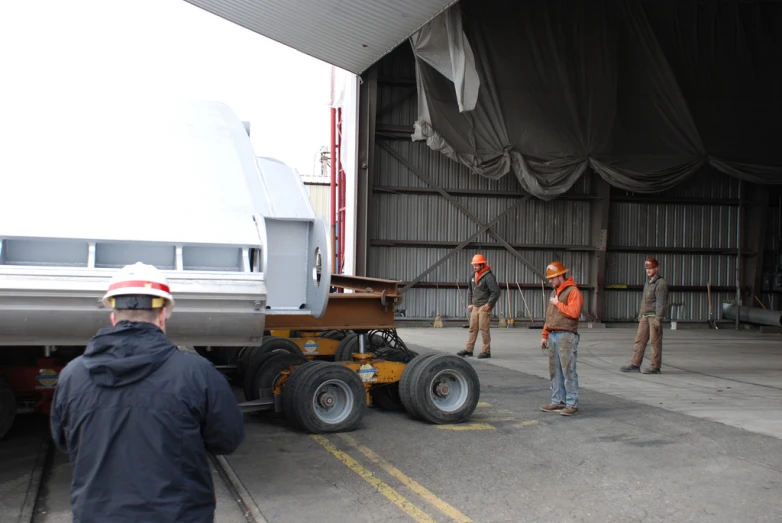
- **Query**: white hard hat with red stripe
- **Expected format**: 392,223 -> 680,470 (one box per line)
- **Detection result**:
102,262 -> 175,313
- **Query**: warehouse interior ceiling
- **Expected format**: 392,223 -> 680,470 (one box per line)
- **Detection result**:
184,0 -> 459,74
412,0 -> 782,200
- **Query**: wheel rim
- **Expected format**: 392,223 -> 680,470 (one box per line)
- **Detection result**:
428,370 -> 469,412
311,379 -> 354,424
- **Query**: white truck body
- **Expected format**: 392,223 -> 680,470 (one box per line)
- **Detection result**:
0,99 -> 330,346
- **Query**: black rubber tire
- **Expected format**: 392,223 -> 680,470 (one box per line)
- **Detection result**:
400,354 -> 480,425
284,362 -> 366,433
334,333 -> 359,361
319,330 -> 348,341
193,346 -> 237,366
243,338 -> 304,401
370,383 -> 404,411
282,361 -> 327,427
0,376 -> 16,440
335,333 -> 395,362
398,353 -> 439,420
236,346 -> 261,382
250,352 -> 307,407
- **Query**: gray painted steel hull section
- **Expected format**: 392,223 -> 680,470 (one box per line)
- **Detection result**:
0,266 -> 267,346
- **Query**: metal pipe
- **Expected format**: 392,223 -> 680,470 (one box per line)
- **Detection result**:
358,334 -> 367,354
330,106 -> 337,274
722,302 -> 782,327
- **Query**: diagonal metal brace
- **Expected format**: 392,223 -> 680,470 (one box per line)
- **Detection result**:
400,198 -> 528,293
379,142 -> 545,280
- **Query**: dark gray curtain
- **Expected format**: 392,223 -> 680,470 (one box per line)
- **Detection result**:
413,0 -> 782,199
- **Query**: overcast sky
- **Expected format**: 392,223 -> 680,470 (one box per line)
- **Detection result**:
0,0 -> 335,176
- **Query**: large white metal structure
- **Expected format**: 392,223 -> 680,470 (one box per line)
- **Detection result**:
0,99 -> 330,346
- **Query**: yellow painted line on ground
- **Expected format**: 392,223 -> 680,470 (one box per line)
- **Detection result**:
476,402 -> 492,408
513,420 -> 540,428
435,423 -> 495,431
469,416 -> 522,423
311,435 -> 436,523
339,434 -> 473,523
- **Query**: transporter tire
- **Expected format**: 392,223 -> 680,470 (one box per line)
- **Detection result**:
370,383 -> 404,411
284,363 -> 366,434
0,376 -> 16,440
236,346 -> 262,383
399,354 -> 480,425
397,353 -> 439,419
281,361 -> 326,426
250,352 -> 307,410
334,333 -> 359,361
243,338 -> 303,401
319,330 -> 348,341
334,333 -> 395,362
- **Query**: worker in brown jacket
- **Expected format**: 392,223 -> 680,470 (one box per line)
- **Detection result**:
621,257 -> 669,374
457,254 -> 500,359
539,261 -> 583,416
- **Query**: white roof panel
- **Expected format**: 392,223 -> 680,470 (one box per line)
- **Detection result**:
185,0 -> 459,73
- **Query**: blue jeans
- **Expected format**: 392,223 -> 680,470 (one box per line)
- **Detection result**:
547,331 -> 579,408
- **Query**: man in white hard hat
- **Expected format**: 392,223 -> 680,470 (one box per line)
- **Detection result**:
50,262 -> 245,523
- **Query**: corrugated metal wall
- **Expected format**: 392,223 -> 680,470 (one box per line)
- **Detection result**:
606,169 -> 741,321
365,43 -> 782,321
304,182 -> 330,220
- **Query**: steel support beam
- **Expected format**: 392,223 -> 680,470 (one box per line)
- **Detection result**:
371,239 -> 595,252
355,66 -> 378,276
373,185 -> 598,201
589,176 -> 611,323
743,183 -> 770,305
378,141 -> 545,280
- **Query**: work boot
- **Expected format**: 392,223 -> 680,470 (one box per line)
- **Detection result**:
642,367 -> 661,374
620,364 -> 641,373
477,352 -> 491,359
540,403 -> 565,413
560,406 -> 579,416
456,350 -> 474,357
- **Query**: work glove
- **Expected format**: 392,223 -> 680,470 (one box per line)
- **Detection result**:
651,318 -> 661,329
540,338 -> 548,351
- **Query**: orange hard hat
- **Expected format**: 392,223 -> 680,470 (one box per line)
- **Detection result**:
545,261 -> 569,279
644,257 -> 659,269
471,254 -> 487,265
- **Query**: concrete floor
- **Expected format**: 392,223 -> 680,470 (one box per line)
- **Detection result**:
3,325 -> 781,522
228,327 -> 782,522
397,326 -> 782,440
0,417 -> 249,523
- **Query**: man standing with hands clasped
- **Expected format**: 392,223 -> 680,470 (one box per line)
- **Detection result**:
457,254 -> 500,359
539,261 -> 583,416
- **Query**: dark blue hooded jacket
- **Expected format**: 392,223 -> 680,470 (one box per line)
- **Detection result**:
50,321 -> 245,523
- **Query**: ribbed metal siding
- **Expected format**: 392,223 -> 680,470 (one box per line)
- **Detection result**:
604,169 -> 742,320
371,194 -> 592,245
185,0 -> 458,74
304,182 -> 330,220
603,289 -> 740,322
370,247 -> 591,286
397,287 -> 595,322
608,203 -> 737,250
